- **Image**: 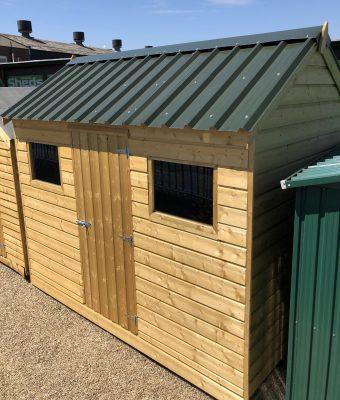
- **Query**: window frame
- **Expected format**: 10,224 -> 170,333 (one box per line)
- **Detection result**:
148,157 -> 218,236
27,141 -> 63,192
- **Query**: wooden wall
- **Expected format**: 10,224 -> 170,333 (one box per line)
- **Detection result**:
128,126 -> 250,400
249,50 -> 340,395
12,121 -> 251,400
0,137 -> 26,275
14,124 -> 84,304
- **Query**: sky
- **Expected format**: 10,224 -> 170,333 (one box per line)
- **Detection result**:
1,0 -> 339,50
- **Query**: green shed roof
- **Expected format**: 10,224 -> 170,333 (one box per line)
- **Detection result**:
281,146 -> 340,189
2,26 -> 322,132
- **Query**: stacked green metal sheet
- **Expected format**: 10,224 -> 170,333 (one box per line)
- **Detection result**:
281,146 -> 340,189
2,26 -> 322,132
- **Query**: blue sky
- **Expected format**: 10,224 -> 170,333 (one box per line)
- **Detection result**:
1,0 -> 339,50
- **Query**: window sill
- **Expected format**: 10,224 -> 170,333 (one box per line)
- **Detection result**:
149,211 -> 217,240
30,179 -> 63,195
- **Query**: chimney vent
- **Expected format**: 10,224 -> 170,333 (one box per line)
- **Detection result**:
73,31 -> 85,46
17,20 -> 32,38
145,45 -> 153,48
112,39 -> 122,52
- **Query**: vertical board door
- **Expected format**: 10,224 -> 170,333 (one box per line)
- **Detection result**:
72,131 -> 137,334
286,185 -> 340,400
0,213 -> 6,258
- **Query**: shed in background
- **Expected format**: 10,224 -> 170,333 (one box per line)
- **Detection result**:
0,87 -> 32,275
282,147 -> 340,400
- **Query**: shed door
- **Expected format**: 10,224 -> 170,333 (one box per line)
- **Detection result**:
72,131 -> 137,334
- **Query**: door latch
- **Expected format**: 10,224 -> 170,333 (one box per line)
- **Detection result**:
76,219 -> 92,229
120,235 -> 134,246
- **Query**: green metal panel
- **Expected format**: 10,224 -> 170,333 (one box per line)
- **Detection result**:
285,185 -> 340,400
282,147 -> 340,189
2,27 -> 320,132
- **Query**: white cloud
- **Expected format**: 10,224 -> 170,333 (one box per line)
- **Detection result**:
208,0 -> 253,5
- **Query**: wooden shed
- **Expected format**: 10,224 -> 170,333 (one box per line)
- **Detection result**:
0,87 -> 32,276
2,24 -> 339,400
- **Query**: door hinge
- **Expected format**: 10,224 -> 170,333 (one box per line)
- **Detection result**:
76,219 -> 92,229
127,315 -> 138,325
120,235 -> 134,246
116,147 -> 130,158
0,243 -> 5,249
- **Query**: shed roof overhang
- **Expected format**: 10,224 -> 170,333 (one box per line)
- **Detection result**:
281,146 -> 340,189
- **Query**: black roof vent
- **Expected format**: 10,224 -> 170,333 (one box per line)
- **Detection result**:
73,31 -> 85,46
17,20 -> 32,38
112,39 -> 122,52
145,45 -> 153,48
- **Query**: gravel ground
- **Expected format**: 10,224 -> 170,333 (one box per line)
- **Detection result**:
0,264 -> 211,400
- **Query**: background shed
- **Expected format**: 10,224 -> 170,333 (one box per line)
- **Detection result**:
282,147 -> 340,400
0,87 -> 32,275
2,24 -> 340,400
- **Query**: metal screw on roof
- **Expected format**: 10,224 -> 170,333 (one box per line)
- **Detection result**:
194,80 -> 197,84
242,76 -> 246,80
165,112 -> 169,116
209,114 -> 213,118
127,110 -> 131,114
245,115 -> 249,119
333,333 -> 336,337
277,72 -> 281,76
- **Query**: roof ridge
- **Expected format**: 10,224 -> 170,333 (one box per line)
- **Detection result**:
0,32 -> 111,53
69,25 -> 322,65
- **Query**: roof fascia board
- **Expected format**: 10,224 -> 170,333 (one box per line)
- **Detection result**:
318,21 -> 340,91
321,46 -> 340,92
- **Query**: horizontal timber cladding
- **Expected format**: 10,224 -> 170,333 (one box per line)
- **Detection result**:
0,138 -> 26,276
128,125 -> 250,398
13,124 -> 85,303
249,50 -> 340,395
12,119 -> 251,400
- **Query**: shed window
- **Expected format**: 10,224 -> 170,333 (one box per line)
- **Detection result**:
153,160 -> 213,225
30,143 -> 61,185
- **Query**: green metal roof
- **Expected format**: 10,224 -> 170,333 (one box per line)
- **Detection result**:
2,26 -> 322,132
282,146 -> 340,189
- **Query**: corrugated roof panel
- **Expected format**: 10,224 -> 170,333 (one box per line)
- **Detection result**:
55,59 -> 131,121
2,26 -> 325,132
222,39 -> 314,132
282,146 -> 340,188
